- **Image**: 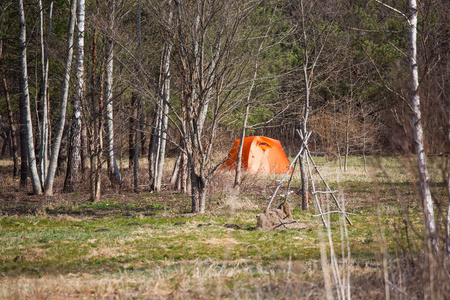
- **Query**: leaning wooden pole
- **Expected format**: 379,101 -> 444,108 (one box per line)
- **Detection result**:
305,148 -> 352,226
266,131 -> 310,212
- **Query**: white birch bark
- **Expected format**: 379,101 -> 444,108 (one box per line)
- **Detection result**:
38,0 -> 53,186
74,0 -> 85,179
104,0 -> 120,185
149,106 -> 161,187
155,43 -> 172,191
18,0 -> 42,195
409,0 -> 438,251
64,0 -> 85,191
38,0 -> 47,184
151,1 -> 173,191
44,0 -> 77,195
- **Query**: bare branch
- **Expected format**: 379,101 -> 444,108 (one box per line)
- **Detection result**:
373,0 -> 410,24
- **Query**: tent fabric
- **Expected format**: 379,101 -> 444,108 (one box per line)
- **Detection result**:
222,136 -> 292,174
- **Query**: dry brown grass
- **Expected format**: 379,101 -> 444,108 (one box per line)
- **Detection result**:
0,259 -> 388,300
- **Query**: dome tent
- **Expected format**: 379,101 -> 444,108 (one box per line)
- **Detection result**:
222,136 -> 292,174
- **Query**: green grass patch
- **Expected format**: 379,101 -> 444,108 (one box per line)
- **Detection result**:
0,155 -> 442,298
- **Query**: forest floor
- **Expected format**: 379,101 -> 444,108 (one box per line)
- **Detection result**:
0,156 -> 448,299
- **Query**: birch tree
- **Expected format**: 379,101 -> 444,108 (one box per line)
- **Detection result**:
18,0 -> 42,195
85,1 -> 103,201
104,0 -> 121,186
147,0 -> 173,192
37,0 -> 53,187
151,10 -> 172,192
373,0 -> 438,251
64,0 -> 85,191
44,0 -> 77,196
408,0 -> 438,252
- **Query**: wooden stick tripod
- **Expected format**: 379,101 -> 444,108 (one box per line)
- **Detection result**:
265,129 -> 353,228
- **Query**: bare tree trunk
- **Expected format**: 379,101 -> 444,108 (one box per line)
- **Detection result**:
88,21 -> 103,202
134,0 -> 143,193
362,105 -> 368,173
344,104 -> 350,172
129,92 -> 137,170
134,92 -> 140,191
0,51 -> 19,177
234,35 -> 264,187
182,152 -> 189,193
19,99 -> 27,187
170,152 -> 181,185
81,120 -> 88,172
90,84 -> 103,202
44,0 -> 77,196
154,42 -> 172,191
190,169 -> 207,214
234,103 -> 249,188
447,126 -> 450,255
333,98 -> 343,171
297,0 -> 321,211
104,0 -> 121,186
408,0 -> 437,252
300,63 -> 310,210
38,0 -> 53,185
64,0 -> 85,192
140,116 -> 147,156
148,109 -> 160,188
18,0 -> 42,195
38,0 -> 49,184
173,149 -> 188,193
90,123 -> 102,202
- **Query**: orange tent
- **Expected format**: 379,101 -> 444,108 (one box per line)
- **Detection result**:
222,136 -> 292,174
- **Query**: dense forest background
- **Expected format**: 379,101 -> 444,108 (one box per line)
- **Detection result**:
0,0 -> 448,203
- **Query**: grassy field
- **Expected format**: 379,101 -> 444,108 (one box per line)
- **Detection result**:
0,156 -> 448,299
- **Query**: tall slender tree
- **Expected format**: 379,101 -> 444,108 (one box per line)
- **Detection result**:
86,8 -> 103,202
18,0 -> 42,195
134,0 -> 142,192
64,0 -> 85,191
0,31 -> 19,177
373,0 -> 438,253
153,22 -> 172,192
44,0 -> 77,196
38,0 -> 52,186
104,0 -> 121,186
407,0 -> 437,252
